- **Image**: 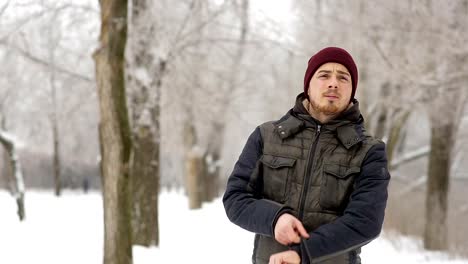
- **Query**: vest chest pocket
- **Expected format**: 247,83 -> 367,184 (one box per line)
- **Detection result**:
260,154 -> 296,203
319,163 -> 360,210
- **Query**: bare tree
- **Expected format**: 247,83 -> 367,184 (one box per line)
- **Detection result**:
184,0 -> 250,208
94,0 -> 132,263
0,0 -> 100,193
44,5 -> 63,196
420,0 -> 468,250
126,0 -> 162,247
208,0 -> 249,200
0,1 -> 25,221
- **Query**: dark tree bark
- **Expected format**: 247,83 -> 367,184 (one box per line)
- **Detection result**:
424,122 -> 452,250
127,0 -> 161,247
129,125 -> 159,246
48,32 -> 61,197
52,113 -> 61,196
93,0 -> 133,263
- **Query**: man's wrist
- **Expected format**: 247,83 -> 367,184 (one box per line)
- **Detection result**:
271,207 -> 294,235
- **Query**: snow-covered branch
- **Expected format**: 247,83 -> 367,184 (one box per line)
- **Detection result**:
0,1 -> 10,17
0,130 -> 25,221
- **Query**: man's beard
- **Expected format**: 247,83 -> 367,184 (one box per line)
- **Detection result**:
309,97 -> 341,116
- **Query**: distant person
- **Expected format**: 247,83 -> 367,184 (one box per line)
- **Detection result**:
83,177 -> 89,193
223,47 -> 390,264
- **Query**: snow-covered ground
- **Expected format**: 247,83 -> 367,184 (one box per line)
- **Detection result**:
1,190 -> 466,264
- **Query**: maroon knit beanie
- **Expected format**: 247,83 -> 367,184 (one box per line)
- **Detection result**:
303,47 -> 358,101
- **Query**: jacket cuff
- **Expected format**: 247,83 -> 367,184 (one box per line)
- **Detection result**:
271,206 -> 294,237
289,243 -> 301,254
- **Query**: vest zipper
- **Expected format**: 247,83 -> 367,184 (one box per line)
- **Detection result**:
298,124 -> 321,221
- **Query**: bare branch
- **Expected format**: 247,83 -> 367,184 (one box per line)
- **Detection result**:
0,3 -> 98,41
0,41 -> 93,83
0,0 -> 10,17
167,0 -> 234,62
396,175 -> 426,197
390,145 -> 430,170
368,36 -> 394,69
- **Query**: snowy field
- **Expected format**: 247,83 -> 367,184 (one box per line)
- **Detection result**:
1,190 -> 467,264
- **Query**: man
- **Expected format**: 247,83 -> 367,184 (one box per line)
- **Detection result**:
223,47 -> 390,264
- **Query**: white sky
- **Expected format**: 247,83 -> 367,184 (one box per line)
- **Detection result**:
250,0 -> 296,43
251,0 -> 293,21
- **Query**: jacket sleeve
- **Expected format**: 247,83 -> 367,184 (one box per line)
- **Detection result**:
223,127 -> 289,237
301,142 -> 390,261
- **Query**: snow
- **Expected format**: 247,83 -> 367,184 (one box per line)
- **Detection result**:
1,190 -> 467,264
134,67 -> 152,88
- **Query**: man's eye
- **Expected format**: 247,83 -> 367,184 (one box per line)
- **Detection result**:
319,74 -> 328,78
340,76 -> 348,81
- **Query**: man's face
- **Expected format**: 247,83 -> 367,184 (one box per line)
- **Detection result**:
308,62 -> 352,116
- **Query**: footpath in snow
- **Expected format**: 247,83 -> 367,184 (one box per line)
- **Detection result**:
0,190 -> 466,264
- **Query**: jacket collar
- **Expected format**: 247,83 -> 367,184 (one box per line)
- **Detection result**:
274,93 -> 366,149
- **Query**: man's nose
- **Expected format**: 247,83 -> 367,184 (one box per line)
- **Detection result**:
328,76 -> 338,89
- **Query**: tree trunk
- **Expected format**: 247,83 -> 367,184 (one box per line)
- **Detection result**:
424,122 -> 452,250
130,125 -> 159,246
386,110 -> 410,167
48,19 -> 61,197
186,149 -> 203,210
180,1 -> 207,209
0,130 -> 26,221
94,0 -> 133,263
198,0 -> 250,204
373,82 -> 391,140
423,0 -> 467,250
201,150 -> 221,203
184,122 -> 203,209
3,145 -> 15,196
202,122 -> 224,204
52,115 -> 61,196
126,0 -> 161,247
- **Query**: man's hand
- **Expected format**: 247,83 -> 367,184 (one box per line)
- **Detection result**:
274,213 -> 309,245
269,250 -> 300,264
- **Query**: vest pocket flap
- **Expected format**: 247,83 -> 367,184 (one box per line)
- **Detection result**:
345,166 -> 361,176
323,164 -> 361,179
261,155 -> 296,169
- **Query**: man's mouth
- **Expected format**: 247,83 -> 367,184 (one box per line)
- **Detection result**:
324,94 -> 339,99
